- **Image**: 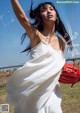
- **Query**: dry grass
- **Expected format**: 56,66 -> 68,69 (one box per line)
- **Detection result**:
61,83 -> 80,113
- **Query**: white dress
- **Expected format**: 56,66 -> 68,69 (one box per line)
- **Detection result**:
6,40 -> 65,113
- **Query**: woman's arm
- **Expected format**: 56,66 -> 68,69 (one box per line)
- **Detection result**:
62,38 -> 66,52
59,37 -> 66,52
10,0 -> 36,39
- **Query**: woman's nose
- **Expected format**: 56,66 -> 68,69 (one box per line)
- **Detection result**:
47,9 -> 51,13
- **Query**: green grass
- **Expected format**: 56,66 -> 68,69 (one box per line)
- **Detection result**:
0,83 -> 80,113
0,85 -> 7,104
61,83 -> 80,113
0,85 -> 6,95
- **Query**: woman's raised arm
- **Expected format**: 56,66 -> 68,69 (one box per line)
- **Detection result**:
10,0 -> 36,38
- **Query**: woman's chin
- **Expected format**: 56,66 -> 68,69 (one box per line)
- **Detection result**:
47,18 -> 56,23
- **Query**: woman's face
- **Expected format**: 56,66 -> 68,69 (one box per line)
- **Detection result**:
40,4 -> 57,24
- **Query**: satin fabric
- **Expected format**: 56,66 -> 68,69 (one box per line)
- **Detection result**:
6,40 -> 65,113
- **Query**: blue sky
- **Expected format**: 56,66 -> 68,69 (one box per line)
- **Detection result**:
0,0 -> 80,67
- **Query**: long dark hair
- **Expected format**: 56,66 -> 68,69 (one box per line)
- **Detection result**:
21,1 -> 72,53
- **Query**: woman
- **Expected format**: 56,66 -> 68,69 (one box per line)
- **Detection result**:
6,0 -> 72,113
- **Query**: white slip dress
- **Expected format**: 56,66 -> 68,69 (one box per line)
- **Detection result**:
6,40 -> 65,113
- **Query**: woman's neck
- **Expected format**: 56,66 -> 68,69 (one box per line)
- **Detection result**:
42,23 -> 55,37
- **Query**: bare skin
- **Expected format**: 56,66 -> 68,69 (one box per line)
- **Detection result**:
10,0 -> 65,52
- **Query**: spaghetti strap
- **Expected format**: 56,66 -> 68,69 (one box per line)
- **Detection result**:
31,39 -> 62,53
6,37 -> 65,113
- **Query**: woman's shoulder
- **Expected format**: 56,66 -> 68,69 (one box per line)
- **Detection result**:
27,29 -> 43,48
58,36 -> 66,52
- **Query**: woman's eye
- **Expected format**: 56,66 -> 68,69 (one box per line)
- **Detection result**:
50,8 -> 54,10
40,9 -> 46,13
42,8 -> 46,11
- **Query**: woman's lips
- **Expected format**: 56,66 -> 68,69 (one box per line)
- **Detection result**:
47,15 -> 53,18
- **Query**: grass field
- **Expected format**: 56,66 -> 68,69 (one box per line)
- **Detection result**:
61,83 -> 80,113
0,83 -> 80,113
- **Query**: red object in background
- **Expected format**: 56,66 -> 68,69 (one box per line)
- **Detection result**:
59,63 -> 80,87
